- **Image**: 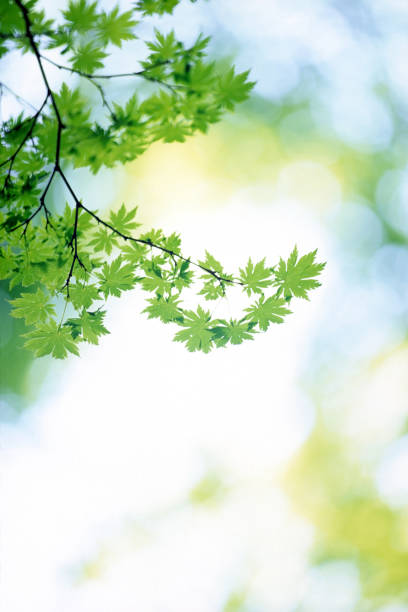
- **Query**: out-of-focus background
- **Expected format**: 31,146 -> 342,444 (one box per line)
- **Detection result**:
2,1 -> 408,610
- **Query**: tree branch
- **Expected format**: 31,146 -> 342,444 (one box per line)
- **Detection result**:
0,94 -> 49,191
10,0 -> 239,295
40,54 -> 185,96
79,202 -> 242,286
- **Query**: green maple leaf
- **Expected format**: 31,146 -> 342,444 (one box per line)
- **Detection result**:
121,241 -> 147,265
65,310 -> 109,344
146,30 -> 178,61
108,204 -> 140,235
173,305 -> 214,353
139,228 -> 163,245
239,257 -> 273,296
186,61 -> 216,92
199,281 -> 224,301
96,257 -> 136,297
140,263 -> 172,294
89,228 -> 119,254
62,0 -> 99,32
136,0 -> 179,16
143,294 -> 183,323
273,246 -> 326,300
97,6 -> 137,47
244,296 -> 291,331
71,41 -> 107,73
211,319 -> 256,347
10,288 -> 56,325
162,232 -> 181,254
69,283 -> 100,309
215,67 -> 255,110
24,320 -> 80,359
173,259 -> 193,290
156,122 -> 190,143
198,250 -> 224,274
56,83 -> 91,126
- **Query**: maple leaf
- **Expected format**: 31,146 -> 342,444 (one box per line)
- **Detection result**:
108,204 -> 140,235
65,310 -> 109,344
24,321 -> 80,359
97,6 -> 137,48
71,41 -> 107,73
10,288 -> 56,326
139,262 -> 172,294
62,0 -> 99,32
143,295 -> 183,323
210,319 -> 256,347
239,257 -> 273,296
198,250 -> 224,275
273,246 -> 326,300
96,257 -> 136,297
173,305 -> 214,353
136,0 -> 179,16
215,68 -> 255,110
89,228 -> 119,254
69,284 -> 100,309
244,296 -> 291,330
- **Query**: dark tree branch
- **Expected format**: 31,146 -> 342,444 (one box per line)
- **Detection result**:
62,196 -> 86,296
79,202 -> 242,286
14,0 -> 65,128
10,0 -> 239,296
0,94 -> 49,192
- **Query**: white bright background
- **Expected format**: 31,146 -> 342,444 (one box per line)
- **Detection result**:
2,1 -> 408,611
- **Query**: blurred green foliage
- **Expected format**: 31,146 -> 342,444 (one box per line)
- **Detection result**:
285,420 -> 408,610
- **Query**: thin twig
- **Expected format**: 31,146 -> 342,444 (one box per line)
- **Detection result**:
79,201 -> 242,286
0,94 -> 49,180
40,54 -> 186,95
0,81 -> 38,112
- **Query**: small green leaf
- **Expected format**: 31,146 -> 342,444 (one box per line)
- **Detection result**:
96,257 -> 136,297
215,67 -> 255,110
108,204 -> 140,235
239,257 -> 273,296
65,310 -> 109,344
143,294 -> 183,323
69,283 -> 100,309
244,296 -> 291,331
96,6 -> 137,47
89,228 -> 119,254
24,320 -> 80,359
62,0 -> 99,32
211,319 -> 256,347
273,246 -> 326,300
173,305 -> 214,353
10,288 -> 55,325
71,41 -> 107,73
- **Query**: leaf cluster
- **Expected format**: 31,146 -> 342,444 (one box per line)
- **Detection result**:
3,201 -> 324,357
0,0 -> 325,359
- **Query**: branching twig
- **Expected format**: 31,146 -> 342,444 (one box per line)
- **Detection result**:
10,0 -> 238,296
63,197 -> 86,296
79,202 -> 242,286
40,55 -> 171,80
0,94 -> 49,188
0,81 -> 38,112
40,54 -> 186,96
